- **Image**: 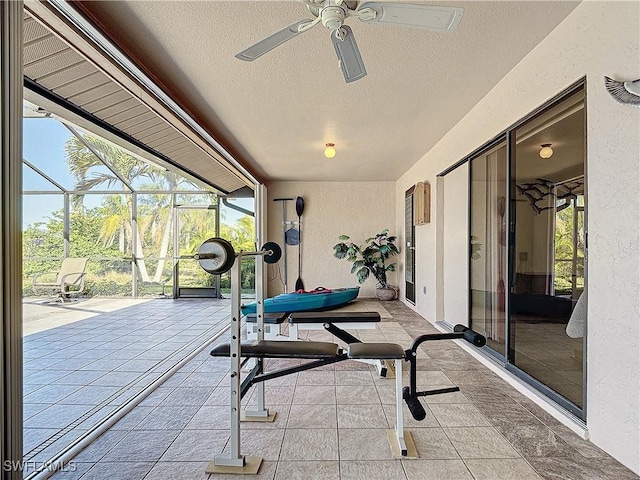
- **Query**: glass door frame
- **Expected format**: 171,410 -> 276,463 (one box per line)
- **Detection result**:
466,79 -> 587,420
172,200 -> 220,298
405,186 -> 416,304
467,135 -> 509,364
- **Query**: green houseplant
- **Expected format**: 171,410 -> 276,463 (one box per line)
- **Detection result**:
333,229 -> 400,300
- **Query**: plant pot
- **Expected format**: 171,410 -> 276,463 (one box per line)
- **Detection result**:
376,287 -> 396,301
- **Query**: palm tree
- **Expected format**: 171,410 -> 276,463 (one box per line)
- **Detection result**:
98,195 -> 132,254
65,133 -> 208,283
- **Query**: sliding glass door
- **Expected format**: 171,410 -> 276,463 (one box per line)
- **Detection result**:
469,83 -> 586,417
510,88 -> 586,413
469,140 -> 507,358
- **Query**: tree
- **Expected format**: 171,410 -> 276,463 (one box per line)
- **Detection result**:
554,200 -> 584,293
22,205 -> 131,294
219,217 -> 257,290
65,133 -> 209,283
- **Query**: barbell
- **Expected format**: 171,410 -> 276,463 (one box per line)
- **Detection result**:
194,237 -> 282,275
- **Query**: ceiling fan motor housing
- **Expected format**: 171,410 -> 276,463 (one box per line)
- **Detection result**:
321,6 -> 346,30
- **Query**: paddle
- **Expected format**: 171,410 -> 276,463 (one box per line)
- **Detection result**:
295,196 -> 304,291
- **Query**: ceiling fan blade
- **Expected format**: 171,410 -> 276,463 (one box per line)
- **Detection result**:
331,26 -> 367,83
236,20 -> 310,61
357,2 -> 464,33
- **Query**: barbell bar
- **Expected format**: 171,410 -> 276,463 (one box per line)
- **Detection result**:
194,237 -> 282,275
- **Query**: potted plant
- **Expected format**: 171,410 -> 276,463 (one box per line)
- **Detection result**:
333,228 -> 400,300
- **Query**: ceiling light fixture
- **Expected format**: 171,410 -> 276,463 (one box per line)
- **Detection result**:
324,143 -> 336,159
539,144 -> 554,159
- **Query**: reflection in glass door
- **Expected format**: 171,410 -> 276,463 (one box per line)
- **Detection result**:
469,83 -> 586,417
469,140 -> 507,357
511,87 -> 586,412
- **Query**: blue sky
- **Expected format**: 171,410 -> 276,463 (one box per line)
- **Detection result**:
23,118 -> 74,227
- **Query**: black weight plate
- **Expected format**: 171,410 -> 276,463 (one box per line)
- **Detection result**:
261,242 -> 282,264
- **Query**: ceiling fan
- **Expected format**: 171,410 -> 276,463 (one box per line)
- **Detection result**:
235,0 -> 464,83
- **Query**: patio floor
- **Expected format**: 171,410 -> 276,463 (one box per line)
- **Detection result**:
24,298 -> 639,480
23,296 -> 233,476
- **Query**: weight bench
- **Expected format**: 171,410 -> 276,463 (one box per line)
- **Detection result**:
210,339 -> 342,359
244,313 -> 288,341
209,323 -> 486,469
245,311 -> 387,374
245,310 -> 382,343
210,338 -> 412,455
288,311 -> 388,376
288,311 -> 381,340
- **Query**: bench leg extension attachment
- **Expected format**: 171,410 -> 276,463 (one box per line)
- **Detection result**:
387,358 -> 419,458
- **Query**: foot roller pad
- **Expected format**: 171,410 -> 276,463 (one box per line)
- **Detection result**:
347,343 -> 405,360
211,340 -> 341,359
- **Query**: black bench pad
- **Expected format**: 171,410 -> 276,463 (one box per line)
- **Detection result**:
210,340 -> 341,359
289,311 -> 381,324
347,343 -> 405,360
244,313 -> 288,324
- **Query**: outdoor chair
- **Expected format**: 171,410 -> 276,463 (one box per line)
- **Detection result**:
32,257 -> 89,301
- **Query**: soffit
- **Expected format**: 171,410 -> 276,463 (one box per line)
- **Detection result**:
22,9 -> 251,194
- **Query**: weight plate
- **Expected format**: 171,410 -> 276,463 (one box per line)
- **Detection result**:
261,242 -> 282,264
196,237 -> 235,274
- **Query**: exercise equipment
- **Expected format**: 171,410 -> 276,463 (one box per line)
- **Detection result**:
196,237 -> 282,475
402,324 -> 486,422
287,310 -> 380,341
273,197 -> 293,291
194,237 -> 281,275
244,309 -> 387,376
288,310 -> 388,376
209,316 -> 486,468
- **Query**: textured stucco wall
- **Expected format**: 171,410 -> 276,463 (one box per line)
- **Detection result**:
395,1 -> 639,473
266,181 -> 396,298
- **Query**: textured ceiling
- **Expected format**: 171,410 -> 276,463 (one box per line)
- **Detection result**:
78,0 -> 580,182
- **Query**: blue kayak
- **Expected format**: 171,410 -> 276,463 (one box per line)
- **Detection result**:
241,287 -> 359,315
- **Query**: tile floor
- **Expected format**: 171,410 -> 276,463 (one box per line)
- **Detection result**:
511,319 -> 584,407
26,299 -> 638,480
23,297 -> 232,474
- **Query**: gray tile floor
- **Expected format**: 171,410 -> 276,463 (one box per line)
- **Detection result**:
23,297 -> 232,475
27,299 -> 638,480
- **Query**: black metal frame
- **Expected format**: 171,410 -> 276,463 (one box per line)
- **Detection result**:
239,354 -> 349,399
404,328 -> 485,397
233,326 -> 488,420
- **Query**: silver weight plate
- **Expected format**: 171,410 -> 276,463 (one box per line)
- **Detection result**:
196,237 -> 235,274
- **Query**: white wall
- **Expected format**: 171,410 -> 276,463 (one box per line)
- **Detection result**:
396,2 -> 639,473
440,165 -> 469,326
267,181 -> 396,298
